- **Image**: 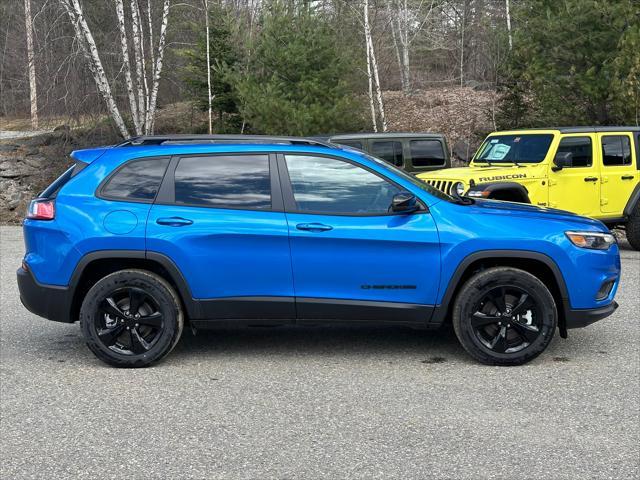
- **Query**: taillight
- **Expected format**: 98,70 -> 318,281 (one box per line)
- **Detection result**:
27,199 -> 55,220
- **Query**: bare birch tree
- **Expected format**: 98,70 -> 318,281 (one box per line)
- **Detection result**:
364,0 -> 387,131
204,0 -> 213,134
24,0 -> 38,129
505,0 -> 513,50
61,0 -> 130,137
61,0 -> 172,137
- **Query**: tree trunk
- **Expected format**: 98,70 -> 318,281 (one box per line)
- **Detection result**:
364,0 -> 387,132
144,0 -> 170,133
24,0 -> 37,129
115,0 -> 141,134
204,0 -> 213,134
61,0 -> 130,138
505,0 -> 513,50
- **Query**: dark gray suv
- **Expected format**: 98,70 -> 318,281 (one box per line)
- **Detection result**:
320,133 -> 450,173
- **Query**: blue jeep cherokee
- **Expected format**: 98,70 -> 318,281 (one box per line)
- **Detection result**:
17,135 -> 621,367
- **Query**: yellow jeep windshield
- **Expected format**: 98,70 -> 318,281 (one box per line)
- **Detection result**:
474,134 -> 553,164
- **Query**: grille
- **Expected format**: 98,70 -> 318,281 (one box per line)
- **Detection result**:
425,179 -> 456,195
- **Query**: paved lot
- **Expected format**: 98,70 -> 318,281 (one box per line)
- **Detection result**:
1,225 -> 638,479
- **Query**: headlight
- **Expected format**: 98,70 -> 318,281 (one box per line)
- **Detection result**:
565,231 -> 616,250
453,182 -> 465,196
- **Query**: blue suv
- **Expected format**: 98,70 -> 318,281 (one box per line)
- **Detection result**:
17,135 -> 621,367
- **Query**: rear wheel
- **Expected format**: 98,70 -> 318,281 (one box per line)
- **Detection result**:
452,267 -> 557,365
626,203 -> 640,251
80,270 -> 183,367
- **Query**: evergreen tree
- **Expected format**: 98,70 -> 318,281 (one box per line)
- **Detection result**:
498,0 -> 640,127
231,3 -> 366,136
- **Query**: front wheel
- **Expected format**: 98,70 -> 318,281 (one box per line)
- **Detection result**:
452,267 -> 557,365
80,269 -> 184,367
626,203 -> 640,251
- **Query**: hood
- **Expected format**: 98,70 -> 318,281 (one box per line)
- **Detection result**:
417,164 -> 544,185
468,199 -> 607,230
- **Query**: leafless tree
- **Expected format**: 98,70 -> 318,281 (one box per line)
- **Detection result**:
23,0 -> 38,129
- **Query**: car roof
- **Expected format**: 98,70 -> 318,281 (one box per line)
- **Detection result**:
490,127 -> 640,134
323,132 -> 444,140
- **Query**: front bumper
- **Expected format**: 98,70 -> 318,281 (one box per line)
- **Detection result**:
17,267 -> 73,323
565,301 -> 618,329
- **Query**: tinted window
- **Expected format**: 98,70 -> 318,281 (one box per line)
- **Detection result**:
285,155 -> 400,214
371,141 -> 404,166
174,155 -> 270,209
475,134 -> 553,163
102,158 -> 169,201
602,136 -> 632,166
557,137 -> 592,167
334,140 -> 364,150
410,140 -> 445,167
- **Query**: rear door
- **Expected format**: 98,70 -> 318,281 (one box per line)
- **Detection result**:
548,134 -> 600,217
146,153 -> 295,319
279,153 -> 441,323
598,133 -> 639,215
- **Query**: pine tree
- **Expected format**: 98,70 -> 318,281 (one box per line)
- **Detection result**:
231,3 -> 366,136
498,0 -> 639,127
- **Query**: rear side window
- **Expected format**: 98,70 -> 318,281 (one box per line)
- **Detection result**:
371,141 -> 404,167
410,140 -> 445,167
557,137 -> 592,167
174,155 -> 271,209
101,158 -> 169,201
602,136 -> 632,166
40,161 -> 88,198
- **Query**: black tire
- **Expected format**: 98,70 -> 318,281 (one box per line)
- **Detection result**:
626,203 -> 640,251
80,269 -> 184,367
452,267 -> 557,366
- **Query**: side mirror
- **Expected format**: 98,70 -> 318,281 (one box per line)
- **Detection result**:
391,192 -> 420,214
552,151 -> 573,171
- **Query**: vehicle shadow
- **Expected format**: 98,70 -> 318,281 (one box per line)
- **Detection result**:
169,324 -> 469,363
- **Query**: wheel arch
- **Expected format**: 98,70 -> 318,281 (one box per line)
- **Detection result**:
69,250 -> 197,322
432,250 -> 569,336
623,183 -> 640,217
469,182 -> 531,203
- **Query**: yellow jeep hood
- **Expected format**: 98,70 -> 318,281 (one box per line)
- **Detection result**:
416,164 -> 543,184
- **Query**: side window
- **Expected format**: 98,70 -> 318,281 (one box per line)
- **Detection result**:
556,137 -> 592,168
101,158 -> 169,201
371,141 -> 404,167
602,136 -> 632,166
284,155 -> 400,215
410,140 -> 445,167
334,140 -> 364,150
174,155 -> 271,209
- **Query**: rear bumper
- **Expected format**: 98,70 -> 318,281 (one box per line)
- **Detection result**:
565,301 -> 618,329
17,267 -> 74,323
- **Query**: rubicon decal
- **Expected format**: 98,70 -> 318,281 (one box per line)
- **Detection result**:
477,173 -> 527,182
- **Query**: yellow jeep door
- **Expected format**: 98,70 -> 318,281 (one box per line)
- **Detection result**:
549,134 -> 600,217
598,133 -> 638,215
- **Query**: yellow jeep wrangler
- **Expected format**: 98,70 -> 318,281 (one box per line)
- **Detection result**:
417,127 -> 640,250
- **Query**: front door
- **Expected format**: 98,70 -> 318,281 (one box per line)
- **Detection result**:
146,153 -> 295,319
598,133 -> 639,215
278,153 -> 441,323
548,134 -> 600,217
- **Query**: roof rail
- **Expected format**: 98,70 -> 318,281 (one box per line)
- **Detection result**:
117,134 -> 337,148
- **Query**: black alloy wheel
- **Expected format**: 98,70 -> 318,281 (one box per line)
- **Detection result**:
80,270 -> 183,367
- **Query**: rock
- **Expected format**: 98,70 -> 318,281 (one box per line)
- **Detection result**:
53,125 -> 71,132
0,144 -> 20,153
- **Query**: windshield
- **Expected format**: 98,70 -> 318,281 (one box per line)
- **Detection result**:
341,146 -> 455,202
474,134 -> 553,164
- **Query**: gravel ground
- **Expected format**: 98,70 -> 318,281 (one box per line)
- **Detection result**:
0,130 -> 51,140
1,225 -> 639,480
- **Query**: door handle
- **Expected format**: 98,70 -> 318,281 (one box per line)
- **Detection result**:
583,177 -> 598,182
156,217 -> 193,227
296,222 -> 333,232
622,175 -> 635,180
